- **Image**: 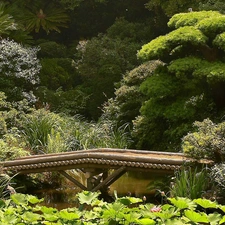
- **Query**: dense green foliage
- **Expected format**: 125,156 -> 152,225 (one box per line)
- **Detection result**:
145,0 -> 203,17
1,191 -> 225,224
20,108 -> 132,154
103,60 -> 163,127
0,91 -> 132,159
130,11 -> 225,151
0,2 -> 16,36
0,0 -> 155,119
199,0 -> 225,14
9,0 -> 69,34
181,118 -> 225,201
182,119 -> 225,162
0,39 -> 41,102
2,0 -> 225,154
76,17 -> 153,119
1,1 -> 225,218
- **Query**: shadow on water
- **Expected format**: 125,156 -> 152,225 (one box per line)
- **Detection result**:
31,171 -> 171,209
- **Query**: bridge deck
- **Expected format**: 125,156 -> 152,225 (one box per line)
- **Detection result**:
1,148 -> 199,191
2,148 -> 188,174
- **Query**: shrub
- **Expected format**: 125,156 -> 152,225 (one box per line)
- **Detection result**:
210,163 -> 225,191
103,60 -> 163,126
38,41 -> 68,58
182,118 -> 225,162
38,58 -> 75,90
35,87 -> 87,116
134,11 -> 225,151
0,39 -> 41,101
0,137 -> 28,161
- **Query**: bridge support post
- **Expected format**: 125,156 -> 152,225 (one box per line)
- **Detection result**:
85,169 -> 106,191
92,166 -> 127,192
58,167 -> 127,194
58,170 -> 87,190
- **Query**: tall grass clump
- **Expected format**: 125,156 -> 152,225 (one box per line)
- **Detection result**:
21,109 -> 132,154
21,109 -> 69,154
68,116 -> 132,150
0,173 -> 16,199
46,129 -> 67,153
170,166 -> 209,199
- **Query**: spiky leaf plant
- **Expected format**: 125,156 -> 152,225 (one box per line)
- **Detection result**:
12,0 -> 69,34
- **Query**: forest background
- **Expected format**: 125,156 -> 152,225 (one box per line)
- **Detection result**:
1,0 -> 225,159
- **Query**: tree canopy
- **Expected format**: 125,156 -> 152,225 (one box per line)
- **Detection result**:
2,0 -> 225,152
132,11 -> 225,151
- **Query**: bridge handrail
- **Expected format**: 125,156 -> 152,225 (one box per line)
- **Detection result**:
1,148 -> 188,168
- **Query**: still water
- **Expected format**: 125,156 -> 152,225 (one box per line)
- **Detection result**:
33,171 -> 170,209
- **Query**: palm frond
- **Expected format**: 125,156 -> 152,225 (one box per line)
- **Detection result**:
14,2 -> 69,34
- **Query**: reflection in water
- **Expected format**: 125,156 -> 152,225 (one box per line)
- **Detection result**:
110,172 -> 154,198
35,186 -> 81,210
33,171 -> 169,209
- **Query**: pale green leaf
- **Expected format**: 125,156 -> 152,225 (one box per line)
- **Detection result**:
184,210 -> 208,223
59,209 -> 80,221
137,218 -> 156,225
194,198 -> 218,209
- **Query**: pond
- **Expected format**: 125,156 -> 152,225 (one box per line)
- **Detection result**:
32,171 -> 171,209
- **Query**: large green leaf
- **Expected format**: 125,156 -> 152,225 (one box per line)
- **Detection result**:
194,198 -> 218,209
21,211 -> 42,223
123,212 -> 141,224
10,193 -> 27,206
168,197 -> 196,210
4,206 -> 16,215
27,194 -> 44,204
83,210 -> 100,221
0,200 -> 6,208
41,206 -> 58,214
76,191 -> 100,205
43,213 -> 59,222
208,213 -> 222,225
219,215 -> 225,224
164,218 -> 191,225
1,214 -> 18,224
102,202 -> 125,219
153,207 -> 179,220
137,218 -> 156,225
184,210 -> 208,223
218,205 -> 225,213
42,222 -> 62,225
117,196 -> 142,205
59,209 -> 80,221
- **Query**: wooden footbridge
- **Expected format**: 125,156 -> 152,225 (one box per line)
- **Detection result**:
1,148 -> 199,192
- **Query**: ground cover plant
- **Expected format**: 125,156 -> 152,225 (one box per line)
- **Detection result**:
1,191 -> 225,224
